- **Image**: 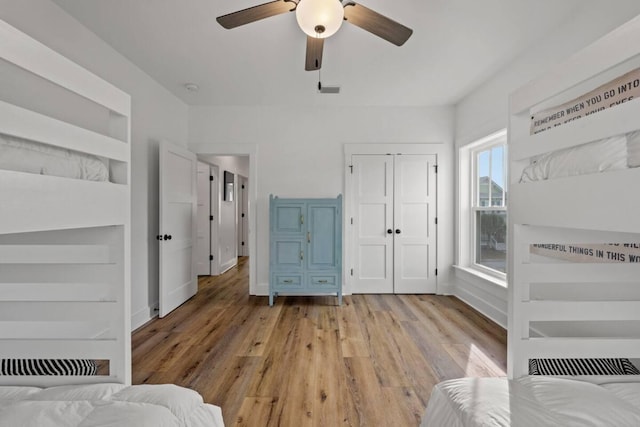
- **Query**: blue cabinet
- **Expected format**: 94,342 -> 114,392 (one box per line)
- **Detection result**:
269,195 -> 342,306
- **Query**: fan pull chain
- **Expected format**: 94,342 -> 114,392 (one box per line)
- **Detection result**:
318,68 -> 322,91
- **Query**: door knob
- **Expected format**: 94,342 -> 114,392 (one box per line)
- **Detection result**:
387,229 -> 393,234
164,234 -> 172,240
156,235 -> 162,240
395,229 -> 401,234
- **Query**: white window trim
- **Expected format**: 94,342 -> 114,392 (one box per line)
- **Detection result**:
457,129 -> 507,284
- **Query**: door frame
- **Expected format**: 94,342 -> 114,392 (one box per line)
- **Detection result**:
344,143 -> 444,295
237,175 -> 249,257
191,143 -> 258,295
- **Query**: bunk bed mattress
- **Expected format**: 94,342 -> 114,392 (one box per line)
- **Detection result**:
520,130 -> 640,182
420,376 -> 640,427
0,133 -> 109,182
0,383 -> 225,427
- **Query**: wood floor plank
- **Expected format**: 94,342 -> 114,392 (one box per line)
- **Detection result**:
235,304 -> 282,357
381,386 -> 426,427
313,328 -> 350,427
402,320 -> 466,382
337,297 -> 370,358
132,257 -> 507,426
354,300 -> 413,387
343,357 -> 388,426
233,396 -> 279,427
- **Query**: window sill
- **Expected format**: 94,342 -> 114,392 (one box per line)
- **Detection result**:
453,265 -> 507,289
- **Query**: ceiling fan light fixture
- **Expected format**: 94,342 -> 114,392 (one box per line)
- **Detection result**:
296,0 -> 344,38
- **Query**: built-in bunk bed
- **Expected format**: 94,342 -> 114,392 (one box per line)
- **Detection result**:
421,14 -> 640,427
0,19 -> 224,426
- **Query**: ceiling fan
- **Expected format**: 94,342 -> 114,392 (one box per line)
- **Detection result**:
216,0 -> 413,71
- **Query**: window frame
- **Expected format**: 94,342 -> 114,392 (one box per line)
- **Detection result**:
469,131 -> 508,279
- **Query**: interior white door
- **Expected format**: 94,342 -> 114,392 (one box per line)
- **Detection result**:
393,155 -> 437,293
351,154 -> 437,294
196,161 -> 211,276
351,155 -> 394,293
209,164 -> 220,276
159,141 -> 197,317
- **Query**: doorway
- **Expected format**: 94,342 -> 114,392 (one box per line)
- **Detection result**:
192,145 -> 257,295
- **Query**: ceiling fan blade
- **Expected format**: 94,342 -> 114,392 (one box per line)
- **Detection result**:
305,36 -> 324,71
343,2 -> 413,46
217,0 -> 296,29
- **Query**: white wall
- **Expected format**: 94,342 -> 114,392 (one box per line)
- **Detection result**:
1,0 -> 190,330
453,3 -> 640,327
189,105 -> 455,296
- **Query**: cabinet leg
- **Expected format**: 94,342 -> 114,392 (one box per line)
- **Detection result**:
337,292 -> 342,306
269,293 -> 274,307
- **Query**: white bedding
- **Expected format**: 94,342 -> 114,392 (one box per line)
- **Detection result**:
0,133 -> 109,182
520,130 -> 640,183
421,376 -> 640,427
0,383 -> 225,427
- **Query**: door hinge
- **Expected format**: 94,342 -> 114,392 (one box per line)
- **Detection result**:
350,268 -> 354,276
434,165 -> 438,174
435,268 -> 438,276
210,255 -> 214,261
242,241 -> 245,246
350,217 -> 353,225
242,213 -> 245,218
435,217 -> 438,225
242,185 -> 245,189
210,215 -> 214,221
349,164 -> 353,174
210,175 -> 214,181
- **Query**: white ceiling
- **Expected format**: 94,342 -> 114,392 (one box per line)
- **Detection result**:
52,0 -> 585,107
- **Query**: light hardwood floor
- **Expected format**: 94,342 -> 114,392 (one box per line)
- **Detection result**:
132,257 -> 506,426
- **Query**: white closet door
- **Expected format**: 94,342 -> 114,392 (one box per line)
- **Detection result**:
350,153 -> 437,294
159,141 -> 197,317
393,155 -> 437,293
351,155 -> 394,293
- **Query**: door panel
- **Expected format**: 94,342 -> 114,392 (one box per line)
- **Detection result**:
159,141 -> 197,317
352,155 -> 394,293
393,155 -> 437,293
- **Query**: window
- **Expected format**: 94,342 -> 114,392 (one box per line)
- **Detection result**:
472,134 -> 507,274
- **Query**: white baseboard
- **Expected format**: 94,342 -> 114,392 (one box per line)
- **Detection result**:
219,258 -> 237,274
452,266 -> 508,329
131,303 -> 158,331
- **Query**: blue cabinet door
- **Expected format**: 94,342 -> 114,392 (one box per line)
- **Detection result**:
272,203 -> 305,234
271,238 -> 304,270
307,203 -> 340,270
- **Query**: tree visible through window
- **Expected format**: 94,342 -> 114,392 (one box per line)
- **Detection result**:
474,143 -> 507,273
